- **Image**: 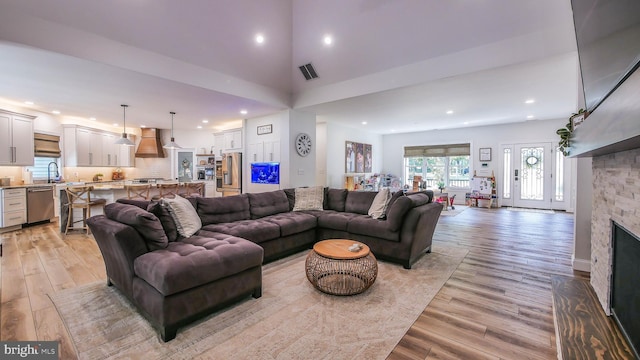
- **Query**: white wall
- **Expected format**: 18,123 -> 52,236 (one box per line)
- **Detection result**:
244,111 -> 288,193
323,122 -> 384,189
288,110 -> 317,188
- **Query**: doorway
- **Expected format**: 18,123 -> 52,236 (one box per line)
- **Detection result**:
500,142 -> 567,210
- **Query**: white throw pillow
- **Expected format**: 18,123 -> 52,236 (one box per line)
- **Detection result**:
368,188 -> 391,219
162,196 -> 202,238
293,186 -> 324,211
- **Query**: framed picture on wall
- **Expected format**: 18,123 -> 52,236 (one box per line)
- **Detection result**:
364,144 -> 372,173
479,147 -> 492,161
345,141 -> 356,173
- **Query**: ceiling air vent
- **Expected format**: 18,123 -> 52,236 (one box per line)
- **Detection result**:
299,63 -> 318,80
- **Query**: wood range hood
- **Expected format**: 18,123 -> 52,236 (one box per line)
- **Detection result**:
135,128 -> 166,158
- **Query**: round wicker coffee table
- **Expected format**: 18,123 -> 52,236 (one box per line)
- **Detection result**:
305,239 -> 378,295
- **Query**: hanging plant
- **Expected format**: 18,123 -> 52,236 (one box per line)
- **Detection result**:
557,109 -> 586,156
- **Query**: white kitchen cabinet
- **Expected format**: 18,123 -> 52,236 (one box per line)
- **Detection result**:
1,188 -> 27,228
248,140 -> 280,163
214,129 -> 243,155
102,133 -> 118,167
0,110 -> 35,166
64,125 -> 134,167
224,129 -> 242,151
213,133 -> 225,156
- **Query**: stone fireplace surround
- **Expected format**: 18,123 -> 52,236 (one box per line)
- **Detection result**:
591,147 -> 640,314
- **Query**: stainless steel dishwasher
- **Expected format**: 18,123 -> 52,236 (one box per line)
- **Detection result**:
27,186 -> 55,224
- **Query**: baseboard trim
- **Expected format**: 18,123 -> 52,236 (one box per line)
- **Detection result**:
572,256 -> 591,272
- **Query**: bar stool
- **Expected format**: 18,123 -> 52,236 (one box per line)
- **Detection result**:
157,183 -> 179,198
185,182 -> 205,197
125,184 -> 151,200
65,186 -> 107,235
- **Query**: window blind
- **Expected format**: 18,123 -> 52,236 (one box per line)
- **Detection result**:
404,143 -> 470,157
34,133 -> 61,158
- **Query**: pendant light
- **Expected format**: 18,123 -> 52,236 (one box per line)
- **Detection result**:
114,104 -> 135,146
163,111 -> 181,149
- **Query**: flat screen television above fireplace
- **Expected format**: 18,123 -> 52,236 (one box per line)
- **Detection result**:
571,0 -> 640,114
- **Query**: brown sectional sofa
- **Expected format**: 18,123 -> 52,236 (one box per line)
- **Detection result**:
86,188 -> 442,341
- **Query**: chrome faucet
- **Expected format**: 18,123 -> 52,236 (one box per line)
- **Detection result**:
47,161 -> 59,183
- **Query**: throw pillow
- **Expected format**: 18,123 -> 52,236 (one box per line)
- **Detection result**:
104,202 -> 168,250
147,200 -> 179,242
368,188 -> 392,219
293,186 -> 324,211
162,195 -> 202,238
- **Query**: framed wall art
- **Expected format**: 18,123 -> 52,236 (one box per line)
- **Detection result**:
345,141 -> 372,173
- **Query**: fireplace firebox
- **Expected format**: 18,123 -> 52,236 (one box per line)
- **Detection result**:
611,222 -> 640,358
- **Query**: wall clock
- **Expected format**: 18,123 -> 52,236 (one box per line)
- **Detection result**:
295,133 -> 312,157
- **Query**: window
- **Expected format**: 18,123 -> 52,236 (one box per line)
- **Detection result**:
404,144 -> 470,189
26,157 -> 60,181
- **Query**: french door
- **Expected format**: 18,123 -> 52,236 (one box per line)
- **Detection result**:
501,142 -> 561,209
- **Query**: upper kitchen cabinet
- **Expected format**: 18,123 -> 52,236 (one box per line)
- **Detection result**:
213,128 -> 243,156
0,110 -> 35,166
64,125 -> 135,167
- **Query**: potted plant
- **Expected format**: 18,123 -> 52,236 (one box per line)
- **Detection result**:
557,109 -> 586,156
94,173 -> 104,181
437,181 -> 445,193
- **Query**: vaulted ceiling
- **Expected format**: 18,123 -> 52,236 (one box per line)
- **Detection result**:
0,0 -> 579,134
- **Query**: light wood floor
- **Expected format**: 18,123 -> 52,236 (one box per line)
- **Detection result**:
1,207 -> 585,359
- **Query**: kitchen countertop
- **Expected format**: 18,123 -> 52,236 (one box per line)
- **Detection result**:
0,183 -> 56,190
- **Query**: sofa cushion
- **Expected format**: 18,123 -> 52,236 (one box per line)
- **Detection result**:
316,211 -> 360,231
347,215 -> 400,242
385,196 -> 414,232
368,188 -> 391,219
293,186 -> 324,211
197,194 -> 250,225
262,212 -> 317,237
386,190 -> 405,213
201,219 -> 280,244
325,188 -> 348,211
247,190 -> 289,219
344,191 -> 378,215
133,236 -> 263,296
147,200 -> 179,242
406,192 -> 432,207
116,198 -> 150,209
104,202 -> 169,250
162,195 -> 202,238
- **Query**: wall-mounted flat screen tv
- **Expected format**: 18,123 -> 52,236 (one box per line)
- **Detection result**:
250,162 -> 280,184
572,0 -> 640,113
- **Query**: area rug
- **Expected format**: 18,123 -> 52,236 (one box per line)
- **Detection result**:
49,244 -> 467,360
439,205 -> 468,216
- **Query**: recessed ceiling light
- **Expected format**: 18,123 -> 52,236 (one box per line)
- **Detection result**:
240,109 -> 248,115
391,129 -> 396,132
197,125 -> 203,129
527,115 -> 534,119
255,34 -> 265,44
525,99 -> 535,104
463,121 -> 469,125
446,110 -> 454,115
362,121 -> 367,125
24,101 -> 34,105
140,125 -> 146,128
89,117 -> 96,121
52,110 -> 61,115
202,119 -> 209,123
323,35 -> 333,45
112,123 -> 119,127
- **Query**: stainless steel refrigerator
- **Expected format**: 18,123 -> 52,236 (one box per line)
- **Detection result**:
220,152 -> 242,196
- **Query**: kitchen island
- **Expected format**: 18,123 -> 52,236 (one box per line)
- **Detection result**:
58,180 -> 209,233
